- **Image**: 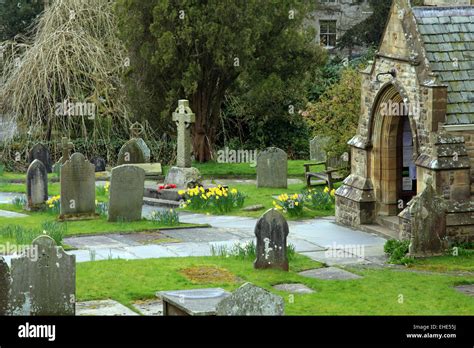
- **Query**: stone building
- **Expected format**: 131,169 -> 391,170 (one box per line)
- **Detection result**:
335,0 -> 474,244
313,0 -> 372,56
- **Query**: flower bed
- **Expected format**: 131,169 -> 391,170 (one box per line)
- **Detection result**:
178,185 -> 246,213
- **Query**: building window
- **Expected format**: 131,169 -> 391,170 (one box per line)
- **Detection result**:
320,20 -> 337,48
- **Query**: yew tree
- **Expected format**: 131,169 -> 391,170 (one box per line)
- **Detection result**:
116,0 -> 322,162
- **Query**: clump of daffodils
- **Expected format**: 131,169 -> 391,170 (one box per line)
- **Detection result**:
273,193 -> 305,217
178,185 -> 245,213
305,186 -> 336,211
46,195 -> 61,213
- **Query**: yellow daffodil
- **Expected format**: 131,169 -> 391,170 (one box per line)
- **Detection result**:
330,189 -> 336,197
231,188 -> 237,194
178,190 -> 185,195
324,187 -> 330,193
295,202 -> 299,206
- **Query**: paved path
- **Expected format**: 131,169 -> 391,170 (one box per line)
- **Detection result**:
0,191 -> 388,266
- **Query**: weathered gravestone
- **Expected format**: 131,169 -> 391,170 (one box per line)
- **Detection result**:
164,100 -> 202,188
28,143 -> 52,173
26,159 -> 48,211
90,157 -> 106,172
57,137 -> 74,165
407,177 -> 448,257
216,283 -> 284,316
0,257 -> 10,315
9,235 -> 76,315
60,153 -> 97,220
108,165 -> 146,222
256,147 -> 287,188
310,136 -> 330,162
117,122 -> 151,165
254,209 -> 289,271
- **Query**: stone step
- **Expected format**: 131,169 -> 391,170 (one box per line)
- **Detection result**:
143,197 -> 181,208
376,216 -> 400,232
144,187 -> 181,201
359,223 -> 399,240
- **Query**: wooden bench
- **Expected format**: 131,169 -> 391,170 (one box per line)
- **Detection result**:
304,155 -> 350,190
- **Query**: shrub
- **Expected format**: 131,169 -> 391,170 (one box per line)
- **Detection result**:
273,193 -> 305,217
96,182 -> 110,197
150,209 -> 180,226
179,186 -> 246,214
384,239 -> 414,265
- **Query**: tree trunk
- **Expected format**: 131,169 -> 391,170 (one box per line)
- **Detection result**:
191,90 -> 217,163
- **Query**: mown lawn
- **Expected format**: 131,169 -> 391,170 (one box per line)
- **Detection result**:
76,253 -> 474,315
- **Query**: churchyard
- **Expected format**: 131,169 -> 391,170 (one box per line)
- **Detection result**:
0,0 -> 473,322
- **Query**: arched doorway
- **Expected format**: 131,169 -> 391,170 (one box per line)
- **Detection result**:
370,84 -> 417,216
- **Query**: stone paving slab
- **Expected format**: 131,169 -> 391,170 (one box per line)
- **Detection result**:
273,283 -> 315,294
299,267 -> 363,280
288,238 -> 326,253
161,227 -> 244,243
123,245 -> 179,259
300,250 -> 371,266
131,300 -> 163,316
0,192 -> 21,204
162,242 -> 213,257
0,210 -> 28,218
65,235 -> 127,249
76,300 -> 138,316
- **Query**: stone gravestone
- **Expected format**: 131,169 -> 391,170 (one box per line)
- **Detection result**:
26,159 -> 48,211
60,153 -> 96,220
28,143 -> 52,173
256,147 -> 287,188
90,157 -> 106,172
108,165 -> 146,222
164,100 -> 202,188
117,122 -> 151,165
58,137 -> 74,165
254,209 -> 289,271
408,177 -> 448,257
310,136 -> 330,162
0,257 -> 10,315
216,283 -> 284,316
9,235 -> 76,315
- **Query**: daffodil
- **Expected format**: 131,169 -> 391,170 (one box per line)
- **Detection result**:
324,187 -> 330,193
330,189 -> 336,197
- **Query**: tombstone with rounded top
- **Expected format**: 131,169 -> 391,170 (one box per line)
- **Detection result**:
60,152 -> 96,220
256,147 -> 287,188
9,235 -> 76,316
108,165 -> 146,222
28,143 -> 52,173
117,138 -> 150,165
310,135 -> 330,162
254,209 -> 289,271
26,159 -> 48,211
216,283 -> 284,316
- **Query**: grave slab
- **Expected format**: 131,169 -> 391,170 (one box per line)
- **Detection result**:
76,300 -> 138,316
454,285 -> 474,297
273,283 -> 315,294
132,300 -> 164,316
299,267 -> 363,280
0,210 -> 28,218
158,288 -> 230,316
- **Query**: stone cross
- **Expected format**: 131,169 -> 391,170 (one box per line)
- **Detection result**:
172,100 -> 195,168
130,122 -> 144,139
60,137 -> 74,164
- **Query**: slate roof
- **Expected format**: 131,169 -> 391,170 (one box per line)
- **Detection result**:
412,6 -> 474,125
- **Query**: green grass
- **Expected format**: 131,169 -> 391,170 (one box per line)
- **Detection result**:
408,253 -> 474,273
0,203 -> 202,247
76,254 -> 474,315
180,182 -> 337,219
0,181 -> 60,195
163,160 -> 320,179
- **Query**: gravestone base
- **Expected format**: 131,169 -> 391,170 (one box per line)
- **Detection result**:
59,212 -> 100,222
164,167 -> 202,189
24,202 -> 46,212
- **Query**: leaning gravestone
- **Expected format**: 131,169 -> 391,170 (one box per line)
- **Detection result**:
256,147 -> 287,188
9,235 -> 76,315
408,177 -> 448,257
0,257 -> 10,315
310,136 -> 330,162
28,143 -> 53,173
90,157 -> 106,172
60,152 -> 96,220
108,165 -> 146,222
26,159 -> 48,211
254,209 -> 289,271
216,283 -> 284,316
